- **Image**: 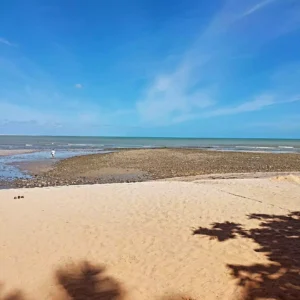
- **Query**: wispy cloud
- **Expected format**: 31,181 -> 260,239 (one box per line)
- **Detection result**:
205,94 -> 299,117
0,51 -> 137,133
136,56 -> 215,125
172,94 -> 300,123
0,37 -> 16,47
241,0 -> 277,18
0,98 -> 136,135
0,0 -> 299,135
204,95 -> 275,117
136,0 -> 300,126
136,1 -> 254,125
139,56 -> 300,125
75,83 -> 83,89
0,101 -> 61,122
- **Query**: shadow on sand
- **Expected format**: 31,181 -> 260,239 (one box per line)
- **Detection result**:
2,209 -> 299,300
55,261 -> 124,300
193,211 -> 300,300
0,261 -> 124,300
1,261 -> 194,300
0,286 -> 25,300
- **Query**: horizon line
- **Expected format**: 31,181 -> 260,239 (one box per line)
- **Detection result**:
0,134 -> 300,140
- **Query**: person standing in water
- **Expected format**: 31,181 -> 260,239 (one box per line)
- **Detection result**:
51,150 -> 56,158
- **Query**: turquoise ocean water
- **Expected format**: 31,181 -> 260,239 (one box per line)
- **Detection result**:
1,135 -> 300,153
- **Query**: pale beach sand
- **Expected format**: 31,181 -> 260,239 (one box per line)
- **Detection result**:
0,177 -> 299,300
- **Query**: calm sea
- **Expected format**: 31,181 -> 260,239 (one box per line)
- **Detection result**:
0,135 -> 300,153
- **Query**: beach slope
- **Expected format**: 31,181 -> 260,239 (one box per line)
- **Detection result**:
0,177 -> 299,300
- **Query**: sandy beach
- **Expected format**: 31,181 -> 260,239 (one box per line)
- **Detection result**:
1,176 -> 299,300
1,0 -> 300,297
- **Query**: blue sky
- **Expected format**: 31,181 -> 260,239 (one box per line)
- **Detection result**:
0,0 -> 299,138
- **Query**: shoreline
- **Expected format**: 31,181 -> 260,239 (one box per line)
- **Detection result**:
9,159 -> 57,175
0,149 -> 39,156
6,148 -> 300,188
161,170 -> 300,181
2,170 -> 300,190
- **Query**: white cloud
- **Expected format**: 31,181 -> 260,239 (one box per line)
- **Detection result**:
136,1 -> 265,125
171,95 -> 274,123
136,62 -> 215,125
241,0 -> 277,18
1,0 -> 299,134
135,0 -> 300,126
134,1 -> 256,125
204,94 -> 275,117
174,94 -> 300,123
0,37 -> 15,47
0,93 -> 136,131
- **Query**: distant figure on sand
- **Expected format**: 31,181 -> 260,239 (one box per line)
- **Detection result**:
51,150 -> 56,158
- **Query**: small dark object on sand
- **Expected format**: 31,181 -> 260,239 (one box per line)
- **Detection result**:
14,195 -> 24,199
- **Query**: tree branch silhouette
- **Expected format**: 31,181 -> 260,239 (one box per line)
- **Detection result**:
193,211 -> 300,300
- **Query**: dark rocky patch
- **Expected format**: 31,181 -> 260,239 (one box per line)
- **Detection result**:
9,148 -> 300,188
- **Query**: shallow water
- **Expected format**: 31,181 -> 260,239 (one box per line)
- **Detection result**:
0,150 -> 106,180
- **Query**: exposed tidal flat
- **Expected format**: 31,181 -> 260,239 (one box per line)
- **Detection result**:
12,148 -> 300,188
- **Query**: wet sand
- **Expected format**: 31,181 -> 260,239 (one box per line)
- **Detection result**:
10,160 -> 57,175
0,176 -> 299,300
0,149 -> 37,156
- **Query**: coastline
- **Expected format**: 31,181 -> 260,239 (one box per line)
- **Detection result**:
1,147 -> 300,299
162,170 -> 300,182
9,148 -> 300,188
